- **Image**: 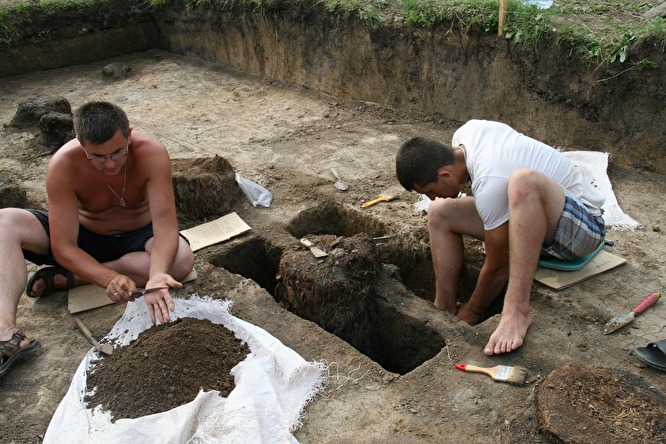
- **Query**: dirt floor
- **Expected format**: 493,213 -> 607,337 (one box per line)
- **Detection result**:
0,50 -> 665,443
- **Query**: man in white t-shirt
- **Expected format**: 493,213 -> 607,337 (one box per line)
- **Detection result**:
395,120 -> 605,355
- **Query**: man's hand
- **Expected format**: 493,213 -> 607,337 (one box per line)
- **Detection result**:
106,274 -> 138,303
144,289 -> 175,324
144,274 -> 183,324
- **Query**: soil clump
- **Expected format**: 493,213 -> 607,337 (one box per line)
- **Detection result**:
84,317 -> 250,421
536,365 -> 666,443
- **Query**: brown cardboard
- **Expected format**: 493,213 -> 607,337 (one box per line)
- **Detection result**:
535,249 -> 627,290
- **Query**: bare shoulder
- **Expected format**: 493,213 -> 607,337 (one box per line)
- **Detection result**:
46,138 -> 85,177
129,131 -> 171,177
131,131 -> 167,153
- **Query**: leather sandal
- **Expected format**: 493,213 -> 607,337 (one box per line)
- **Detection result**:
25,266 -> 75,298
0,331 -> 41,377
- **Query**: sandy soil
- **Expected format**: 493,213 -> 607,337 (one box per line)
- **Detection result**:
0,50 -> 664,443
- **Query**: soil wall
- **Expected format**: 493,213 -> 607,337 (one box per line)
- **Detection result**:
0,1 -> 164,77
1,1 -> 664,172
157,4 -> 665,173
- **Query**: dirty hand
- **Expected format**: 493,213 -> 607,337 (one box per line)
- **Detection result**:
144,274 -> 183,325
106,274 -> 138,303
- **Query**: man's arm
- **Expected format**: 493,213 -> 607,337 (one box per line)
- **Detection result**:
466,223 -> 510,315
46,155 -> 121,290
141,145 -> 183,324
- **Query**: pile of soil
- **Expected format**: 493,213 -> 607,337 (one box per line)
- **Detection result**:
85,317 -> 250,421
536,365 -> 666,443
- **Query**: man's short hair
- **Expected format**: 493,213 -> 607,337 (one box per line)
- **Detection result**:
74,101 -> 130,145
395,137 -> 455,191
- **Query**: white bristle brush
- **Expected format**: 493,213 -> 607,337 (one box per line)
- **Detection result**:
455,363 -> 528,385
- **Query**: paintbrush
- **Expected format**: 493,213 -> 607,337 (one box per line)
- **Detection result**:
361,193 -> 399,208
455,363 -> 528,385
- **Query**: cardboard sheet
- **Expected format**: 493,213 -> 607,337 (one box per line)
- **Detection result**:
180,212 -> 251,252
535,249 -> 627,290
68,269 -> 198,314
68,285 -> 113,314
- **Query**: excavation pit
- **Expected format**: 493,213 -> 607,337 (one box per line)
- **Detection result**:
209,231 -> 445,375
285,202 -> 494,316
207,235 -> 283,295
286,201 -> 437,298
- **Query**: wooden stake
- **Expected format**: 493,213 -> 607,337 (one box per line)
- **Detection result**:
499,0 -> 507,37
643,1 -> 666,20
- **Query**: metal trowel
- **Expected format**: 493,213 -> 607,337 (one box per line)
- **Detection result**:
74,317 -> 113,355
603,292 -> 661,334
331,168 -> 348,191
300,238 -> 328,258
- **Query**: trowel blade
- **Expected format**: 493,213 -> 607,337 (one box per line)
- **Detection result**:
300,238 -> 328,258
602,313 -> 635,334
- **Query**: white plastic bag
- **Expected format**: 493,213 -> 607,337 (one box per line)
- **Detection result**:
414,194 -> 432,215
235,173 -> 272,207
522,0 -> 553,8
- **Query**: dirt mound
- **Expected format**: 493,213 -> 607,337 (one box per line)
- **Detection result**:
84,317 -> 250,421
536,365 -> 666,444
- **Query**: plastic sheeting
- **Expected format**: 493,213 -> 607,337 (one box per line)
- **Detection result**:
44,296 -> 325,443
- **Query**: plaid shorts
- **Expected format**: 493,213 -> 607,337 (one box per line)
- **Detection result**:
541,189 -> 606,260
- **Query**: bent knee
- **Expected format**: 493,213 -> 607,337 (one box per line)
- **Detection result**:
507,169 -> 549,201
171,242 -> 195,280
427,198 -> 457,226
508,168 -> 541,189
170,256 -> 194,281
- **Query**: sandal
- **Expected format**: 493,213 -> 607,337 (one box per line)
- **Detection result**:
634,339 -> 666,372
0,331 -> 41,377
25,266 -> 75,298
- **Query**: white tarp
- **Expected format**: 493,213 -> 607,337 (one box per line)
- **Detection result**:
44,296 -> 325,444
561,150 -> 642,231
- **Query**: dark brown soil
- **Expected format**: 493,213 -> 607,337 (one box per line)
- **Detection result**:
84,317 -> 250,421
536,365 -> 666,443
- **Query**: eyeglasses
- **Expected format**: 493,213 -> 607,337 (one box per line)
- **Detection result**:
83,144 -> 129,164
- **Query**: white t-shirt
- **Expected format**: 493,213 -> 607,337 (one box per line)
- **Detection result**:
452,120 -> 605,230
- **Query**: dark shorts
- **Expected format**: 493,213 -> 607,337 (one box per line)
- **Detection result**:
541,190 -> 606,260
24,209 -> 165,266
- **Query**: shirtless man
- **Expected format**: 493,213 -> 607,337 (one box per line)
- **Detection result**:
0,101 -> 194,377
395,120 -> 605,355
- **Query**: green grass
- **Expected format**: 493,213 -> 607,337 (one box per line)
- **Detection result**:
1,0 -> 664,65
37,0 -> 94,13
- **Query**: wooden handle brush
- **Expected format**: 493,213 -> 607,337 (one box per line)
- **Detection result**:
455,363 -> 528,385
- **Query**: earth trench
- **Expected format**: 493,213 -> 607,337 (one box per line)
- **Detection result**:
0,3 -> 665,443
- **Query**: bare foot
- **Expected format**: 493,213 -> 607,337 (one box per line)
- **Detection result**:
456,303 -> 482,326
483,310 -> 533,355
29,272 -> 71,297
433,299 -> 456,315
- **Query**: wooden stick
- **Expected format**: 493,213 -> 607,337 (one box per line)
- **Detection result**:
498,0 -> 507,37
643,1 -> 666,20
